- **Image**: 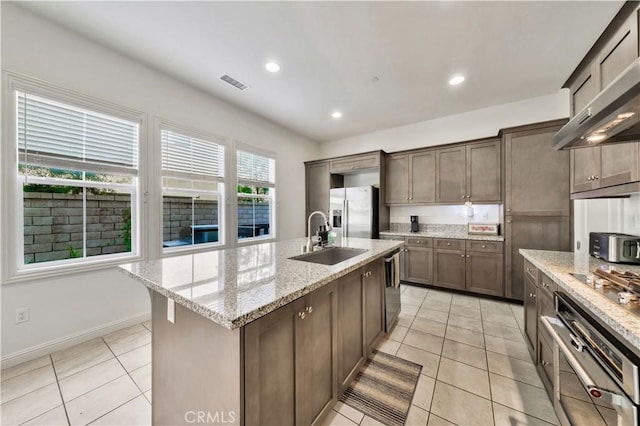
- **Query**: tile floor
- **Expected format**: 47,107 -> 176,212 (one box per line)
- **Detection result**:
1,285 -> 559,426
1,322 -> 152,425
319,285 -> 559,426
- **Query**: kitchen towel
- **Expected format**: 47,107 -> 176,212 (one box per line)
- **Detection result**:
393,252 -> 400,288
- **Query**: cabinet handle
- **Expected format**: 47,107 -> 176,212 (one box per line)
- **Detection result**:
351,166 -> 355,170
587,176 -> 592,181
506,208 -> 511,212
542,282 -> 549,288
594,175 -> 599,180
409,197 -> 413,200
541,360 -> 550,366
305,306 -> 313,314
461,195 -> 466,199
526,267 -> 531,272
298,312 -> 306,320
466,254 -> 470,258
467,195 -> 470,199
406,197 -> 409,201
460,254 -> 465,258
481,244 -> 486,248
507,220 -> 511,223
416,240 -> 420,244
446,242 -> 451,246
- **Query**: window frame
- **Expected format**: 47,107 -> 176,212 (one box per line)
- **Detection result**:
156,119 -> 229,256
235,143 -> 277,244
1,72 -> 147,283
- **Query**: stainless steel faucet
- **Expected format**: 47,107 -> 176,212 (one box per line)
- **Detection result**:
307,211 -> 332,253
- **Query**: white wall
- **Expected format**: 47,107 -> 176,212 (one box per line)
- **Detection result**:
319,90 -> 569,157
0,4 -> 319,364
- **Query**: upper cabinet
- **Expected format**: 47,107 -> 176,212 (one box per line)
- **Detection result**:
503,122 -> 570,216
571,142 -> 640,193
330,153 -> 380,174
566,4 -> 640,116
386,139 -> 500,206
385,150 -> 435,204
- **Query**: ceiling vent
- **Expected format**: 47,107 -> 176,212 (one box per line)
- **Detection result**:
220,74 -> 249,90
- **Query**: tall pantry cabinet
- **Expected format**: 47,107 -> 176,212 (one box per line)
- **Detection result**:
502,119 -> 572,301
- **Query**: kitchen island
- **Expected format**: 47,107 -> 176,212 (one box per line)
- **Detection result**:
119,237 -> 403,426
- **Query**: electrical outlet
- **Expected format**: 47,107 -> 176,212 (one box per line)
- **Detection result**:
15,307 -> 29,324
482,212 -> 489,221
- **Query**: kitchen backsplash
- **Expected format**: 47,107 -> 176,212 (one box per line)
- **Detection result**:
389,204 -> 501,225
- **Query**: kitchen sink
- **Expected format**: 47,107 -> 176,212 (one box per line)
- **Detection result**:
289,247 -> 367,265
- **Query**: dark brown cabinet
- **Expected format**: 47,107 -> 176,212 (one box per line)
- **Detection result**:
330,153 -> 379,174
523,273 -> 538,357
405,238 -> 433,285
505,216 -> 571,301
570,142 -> 640,193
433,245 -> 466,291
337,269 -> 365,390
465,250 -> 504,297
466,140 -> 501,202
305,161 -> 331,234
503,120 -> 571,301
566,4 -> 639,117
385,150 -> 436,204
363,260 -> 384,354
244,281 -> 338,426
435,146 -> 466,203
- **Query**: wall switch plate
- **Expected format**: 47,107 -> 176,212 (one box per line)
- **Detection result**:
15,307 -> 29,324
167,298 -> 175,323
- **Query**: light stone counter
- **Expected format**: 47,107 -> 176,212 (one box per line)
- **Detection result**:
119,238 -> 403,330
520,249 -> 640,352
380,230 -> 504,242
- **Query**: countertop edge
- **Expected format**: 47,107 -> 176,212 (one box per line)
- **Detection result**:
380,230 -> 504,242
519,249 -> 640,353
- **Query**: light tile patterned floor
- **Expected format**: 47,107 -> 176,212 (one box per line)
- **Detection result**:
1,321 -> 152,425
320,285 -> 559,426
1,286 -> 559,426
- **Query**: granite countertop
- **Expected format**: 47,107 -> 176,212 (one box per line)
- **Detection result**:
520,249 -> 640,352
119,238 -> 403,330
380,230 -> 504,242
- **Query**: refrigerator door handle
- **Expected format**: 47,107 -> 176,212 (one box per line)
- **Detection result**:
344,199 -> 348,238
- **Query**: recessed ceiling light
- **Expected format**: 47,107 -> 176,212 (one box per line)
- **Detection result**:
449,75 -> 465,85
265,62 -> 280,73
331,111 -> 343,119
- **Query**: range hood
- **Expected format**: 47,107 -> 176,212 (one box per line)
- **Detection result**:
553,57 -> 640,150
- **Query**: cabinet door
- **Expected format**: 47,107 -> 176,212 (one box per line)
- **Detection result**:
337,269 -> 365,390
466,140 -> 501,202
433,249 -> 466,291
363,260 -> 384,353
410,151 -> 436,203
465,252 -> 504,297
537,325 -> 555,395
306,162 -> 331,232
599,142 -> 639,188
570,147 -> 600,193
330,154 -> 379,174
301,283 -> 338,426
244,299 -> 304,426
504,126 -> 570,216
505,216 -> 571,301
597,10 -> 639,89
435,146 -> 466,203
385,154 -> 409,204
405,246 -> 433,285
524,274 -> 537,358
569,63 -> 598,116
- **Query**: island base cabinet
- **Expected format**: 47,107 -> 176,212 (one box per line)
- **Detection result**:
244,282 -> 338,426
150,292 -> 242,426
337,269 -> 365,391
363,260 -> 385,354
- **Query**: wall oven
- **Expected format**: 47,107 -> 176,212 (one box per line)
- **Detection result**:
540,292 -> 639,426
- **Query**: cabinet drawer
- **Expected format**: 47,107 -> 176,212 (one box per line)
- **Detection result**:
330,154 -> 379,173
434,238 -> 464,250
538,273 -> 557,299
406,237 -> 432,247
537,287 -> 555,318
524,259 -> 538,282
465,240 -> 503,253
537,324 -> 554,394
380,234 -> 405,242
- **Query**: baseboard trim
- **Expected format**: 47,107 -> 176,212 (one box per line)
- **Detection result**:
1,311 -> 151,369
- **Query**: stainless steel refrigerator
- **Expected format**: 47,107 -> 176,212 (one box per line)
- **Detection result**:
329,186 -> 379,240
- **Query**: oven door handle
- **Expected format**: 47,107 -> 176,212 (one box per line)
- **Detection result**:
540,316 -> 625,406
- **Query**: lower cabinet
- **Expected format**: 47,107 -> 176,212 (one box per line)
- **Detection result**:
523,273 -> 538,357
243,258 -> 386,426
537,323 -> 555,396
465,250 -> 504,296
433,248 -> 466,290
244,282 -> 338,426
405,237 -> 433,285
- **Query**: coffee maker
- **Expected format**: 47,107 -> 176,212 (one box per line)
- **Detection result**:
410,216 -> 419,233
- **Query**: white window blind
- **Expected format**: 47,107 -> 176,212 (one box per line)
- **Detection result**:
17,91 -> 139,175
161,129 -> 225,182
237,150 -> 275,187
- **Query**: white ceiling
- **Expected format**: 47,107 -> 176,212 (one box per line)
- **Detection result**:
18,1 -> 624,142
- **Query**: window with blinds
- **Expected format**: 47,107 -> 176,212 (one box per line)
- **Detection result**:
15,90 -> 140,267
161,128 -> 225,249
237,149 -> 275,241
